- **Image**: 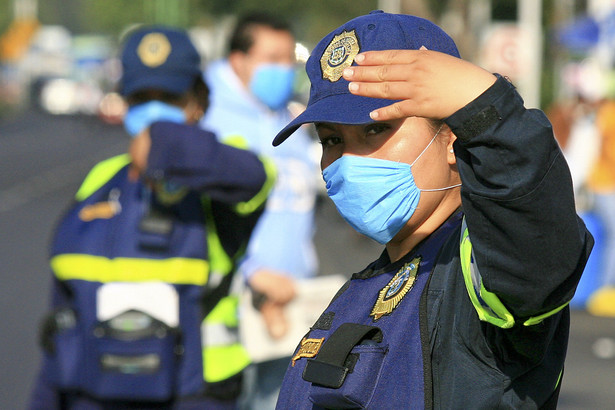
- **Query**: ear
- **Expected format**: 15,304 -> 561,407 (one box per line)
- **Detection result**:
446,129 -> 457,165
228,51 -> 243,71
228,51 -> 250,86
183,96 -> 204,124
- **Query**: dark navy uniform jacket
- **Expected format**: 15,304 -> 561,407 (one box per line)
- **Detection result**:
275,76 -> 593,409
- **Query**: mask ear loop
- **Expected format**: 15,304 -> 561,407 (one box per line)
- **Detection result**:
410,124 -> 443,167
421,183 -> 462,192
411,124 -> 462,192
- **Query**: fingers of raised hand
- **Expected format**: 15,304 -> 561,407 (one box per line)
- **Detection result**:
369,101 -> 418,121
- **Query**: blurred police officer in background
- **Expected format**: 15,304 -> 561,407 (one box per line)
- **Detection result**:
29,25 -> 274,409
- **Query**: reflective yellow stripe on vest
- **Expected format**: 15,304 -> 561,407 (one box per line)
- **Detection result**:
460,217 -> 569,328
203,343 -> 251,383
201,198 -> 250,382
51,254 -> 208,285
201,295 -> 251,383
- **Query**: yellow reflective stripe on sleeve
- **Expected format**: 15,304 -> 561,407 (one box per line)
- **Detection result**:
523,302 -> 570,326
51,254 -> 209,285
555,368 -> 563,390
203,343 -> 251,383
460,218 -> 568,328
234,155 -> 277,216
75,154 -> 131,201
219,134 -> 277,216
460,220 -> 515,329
221,134 -> 250,150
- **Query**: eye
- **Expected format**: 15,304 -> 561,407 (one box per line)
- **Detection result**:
365,122 -> 390,136
319,135 -> 343,147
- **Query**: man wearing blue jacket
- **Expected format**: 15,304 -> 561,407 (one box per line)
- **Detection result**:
200,13 -> 320,409
29,26 -> 274,409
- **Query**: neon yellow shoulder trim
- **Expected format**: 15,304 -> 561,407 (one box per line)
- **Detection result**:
235,156 -> 277,215
219,134 -> 277,216
75,154 -> 131,201
221,134 -> 250,150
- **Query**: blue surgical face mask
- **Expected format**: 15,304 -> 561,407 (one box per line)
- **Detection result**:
321,127 -> 460,244
249,64 -> 295,110
124,100 -> 186,137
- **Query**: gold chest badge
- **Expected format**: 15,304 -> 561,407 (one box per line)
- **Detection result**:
137,32 -> 172,67
320,30 -> 360,82
291,337 -> 324,366
78,201 -> 121,221
79,189 -> 121,221
370,257 -> 421,321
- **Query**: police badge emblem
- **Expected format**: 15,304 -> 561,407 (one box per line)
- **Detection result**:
320,30 -> 360,82
137,32 -> 172,67
370,257 -> 421,321
291,337 -> 325,366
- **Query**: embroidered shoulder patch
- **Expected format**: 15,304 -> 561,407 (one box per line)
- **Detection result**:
370,257 -> 421,321
291,337 -> 325,367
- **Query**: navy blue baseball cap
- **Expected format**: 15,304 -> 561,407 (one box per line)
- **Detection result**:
120,26 -> 202,97
273,10 -> 460,146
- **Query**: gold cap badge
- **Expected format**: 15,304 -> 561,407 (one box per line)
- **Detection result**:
370,257 -> 421,321
291,337 -> 325,366
137,32 -> 172,68
320,30 -> 360,82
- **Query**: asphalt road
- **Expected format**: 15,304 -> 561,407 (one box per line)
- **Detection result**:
0,110 -> 613,409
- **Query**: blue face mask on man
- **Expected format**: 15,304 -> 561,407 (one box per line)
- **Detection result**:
123,100 -> 186,137
322,127 -> 460,244
249,64 -> 295,110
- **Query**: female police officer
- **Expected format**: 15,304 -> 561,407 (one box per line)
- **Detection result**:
272,11 -> 593,409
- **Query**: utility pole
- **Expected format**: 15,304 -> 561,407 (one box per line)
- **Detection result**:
378,0 -> 401,14
518,0 -> 543,108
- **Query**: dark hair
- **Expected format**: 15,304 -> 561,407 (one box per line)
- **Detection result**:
428,119 -> 446,135
229,12 -> 293,53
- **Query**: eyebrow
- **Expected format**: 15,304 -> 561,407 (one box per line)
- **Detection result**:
314,123 -> 335,132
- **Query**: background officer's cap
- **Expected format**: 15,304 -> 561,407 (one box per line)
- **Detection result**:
119,26 -> 202,97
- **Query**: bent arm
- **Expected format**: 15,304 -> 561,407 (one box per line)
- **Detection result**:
145,121 -> 273,205
447,76 -> 593,318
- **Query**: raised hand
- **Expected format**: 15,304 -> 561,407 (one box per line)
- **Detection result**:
342,49 -> 496,121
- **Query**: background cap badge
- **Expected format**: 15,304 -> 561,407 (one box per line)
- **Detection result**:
137,32 -> 172,68
119,26 -> 202,97
321,30 -> 360,82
